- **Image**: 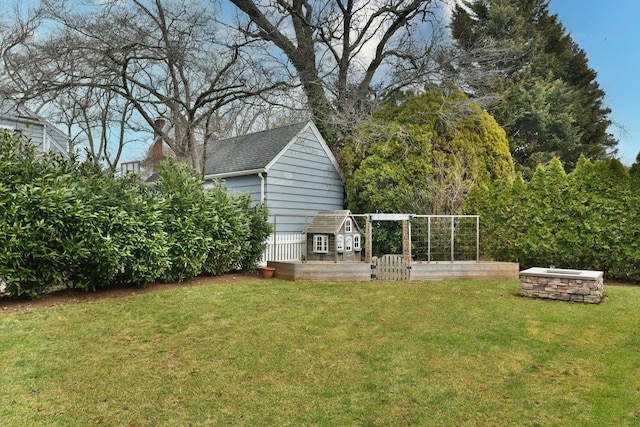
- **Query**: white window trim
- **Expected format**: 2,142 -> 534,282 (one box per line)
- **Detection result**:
345,236 -> 353,252
313,234 -> 329,254
337,234 -> 344,253
354,234 -> 361,252
345,218 -> 352,233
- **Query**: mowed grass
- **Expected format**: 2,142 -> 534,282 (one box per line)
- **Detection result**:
1,279 -> 639,426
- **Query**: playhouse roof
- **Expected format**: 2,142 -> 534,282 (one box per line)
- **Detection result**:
203,121 -> 309,176
304,210 -> 360,235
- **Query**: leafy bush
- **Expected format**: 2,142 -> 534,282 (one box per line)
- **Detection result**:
0,132 -> 271,298
69,164 -> 169,289
342,87 -> 514,215
153,162 -> 218,282
153,161 -> 270,281
0,130 -> 78,297
0,131 -> 171,297
201,184 -> 250,276
238,197 -> 272,270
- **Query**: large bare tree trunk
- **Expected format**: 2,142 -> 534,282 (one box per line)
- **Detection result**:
229,0 -> 446,147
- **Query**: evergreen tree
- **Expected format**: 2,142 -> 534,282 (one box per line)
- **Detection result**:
464,156 -> 640,281
629,152 -> 640,178
340,86 -> 514,215
451,0 -> 616,177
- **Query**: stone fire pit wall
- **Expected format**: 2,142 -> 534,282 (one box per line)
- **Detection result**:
520,267 -> 604,304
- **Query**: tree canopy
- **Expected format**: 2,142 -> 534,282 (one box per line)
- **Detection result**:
451,0 -> 617,177
227,0 -> 450,146
0,0 -> 625,184
1,0 -> 286,172
341,87 -> 514,214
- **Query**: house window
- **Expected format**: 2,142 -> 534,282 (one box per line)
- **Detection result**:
354,234 -> 361,252
345,218 -> 352,233
313,234 -> 329,253
337,234 -> 344,253
121,161 -> 141,175
345,236 -> 353,252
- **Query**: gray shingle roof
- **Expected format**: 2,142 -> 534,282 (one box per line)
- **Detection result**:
203,121 -> 309,176
304,210 -> 358,234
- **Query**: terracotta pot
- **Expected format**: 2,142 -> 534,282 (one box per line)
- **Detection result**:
259,266 -> 276,279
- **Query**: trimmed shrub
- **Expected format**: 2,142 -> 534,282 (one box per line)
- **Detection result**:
68,164 -> 169,289
201,184 -> 251,276
0,131 -> 171,296
153,161 -> 270,281
0,131 -> 78,297
153,161 -> 215,282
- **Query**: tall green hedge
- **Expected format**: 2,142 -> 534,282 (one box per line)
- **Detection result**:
464,156 -> 640,281
0,131 -> 270,298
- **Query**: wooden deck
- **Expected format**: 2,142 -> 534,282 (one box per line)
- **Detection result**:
267,261 -> 519,281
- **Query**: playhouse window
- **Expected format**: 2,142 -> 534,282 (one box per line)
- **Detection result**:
337,234 -> 344,252
354,234 -> 361,251
345,236 -> 353,252
345,218 -> 352,233
313,235 -> 329,253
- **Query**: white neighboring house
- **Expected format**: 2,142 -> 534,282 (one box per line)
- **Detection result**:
0,100 -> 70,158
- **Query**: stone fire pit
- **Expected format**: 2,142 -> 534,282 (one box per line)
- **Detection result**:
520,267 -> 604,303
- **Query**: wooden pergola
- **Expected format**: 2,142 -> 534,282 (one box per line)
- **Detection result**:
364,213 -> 414,264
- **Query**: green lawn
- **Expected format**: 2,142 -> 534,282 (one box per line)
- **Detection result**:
1,279 -> 639,426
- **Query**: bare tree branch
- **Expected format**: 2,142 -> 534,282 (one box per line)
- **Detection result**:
2,0 -> 286,173
229,0 -> 449,146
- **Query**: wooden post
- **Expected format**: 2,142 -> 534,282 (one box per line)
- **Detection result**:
402,219 -> 411,263
365,215 -> 372,263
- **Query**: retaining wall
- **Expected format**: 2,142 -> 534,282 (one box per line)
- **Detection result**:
268,261 -> 519,282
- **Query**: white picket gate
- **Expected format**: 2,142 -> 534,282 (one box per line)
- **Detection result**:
261,233 -> 306,264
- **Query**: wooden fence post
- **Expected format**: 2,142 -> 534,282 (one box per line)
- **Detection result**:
402,219 -> 411,263
365,216 -> 372,263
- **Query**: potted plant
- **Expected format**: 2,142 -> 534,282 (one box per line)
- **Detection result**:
259,266 -> 276,279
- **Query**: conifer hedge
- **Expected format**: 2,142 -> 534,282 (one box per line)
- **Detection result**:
464,157 -> 640,281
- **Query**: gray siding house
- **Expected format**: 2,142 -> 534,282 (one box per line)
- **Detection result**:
0,100 -> 69,157
203,121 -> 344,233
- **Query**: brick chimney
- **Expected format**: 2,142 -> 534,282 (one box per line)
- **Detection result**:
151,117 -> 166,173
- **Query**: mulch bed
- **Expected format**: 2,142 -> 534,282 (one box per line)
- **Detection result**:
0,272 -> 261,316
